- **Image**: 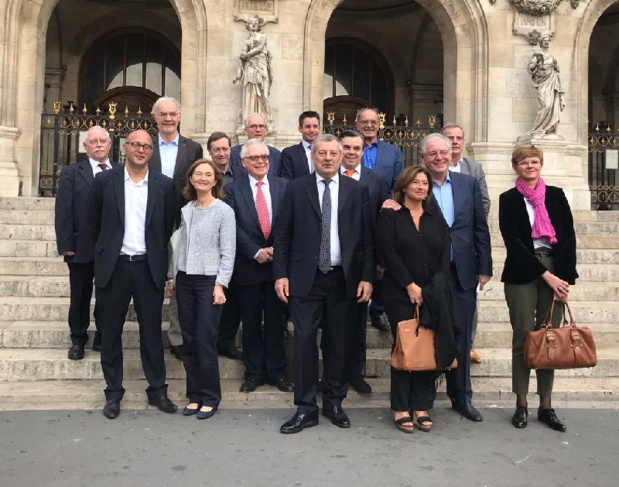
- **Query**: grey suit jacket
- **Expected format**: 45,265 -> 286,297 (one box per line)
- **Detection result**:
458,157 -> 490,219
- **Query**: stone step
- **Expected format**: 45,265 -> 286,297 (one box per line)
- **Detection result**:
0,197 -> 55,211
479,300 -> 619,324
490,234 -> 619,249
480,282 -> 619,302
488,263 -> 619,282
0,210 -> 56,225
0,241 -> 58,258
488,219 -> 619,236
0,376 -> 616,411
0,224 -> 57,241
491,249 -> 619,265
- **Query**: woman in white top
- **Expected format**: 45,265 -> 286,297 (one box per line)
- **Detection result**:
166,159 -> 236,420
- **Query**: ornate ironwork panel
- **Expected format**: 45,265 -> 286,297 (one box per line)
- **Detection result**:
322,111 -> 440,167
39,102 -> 157,196
588,127 -> 619,211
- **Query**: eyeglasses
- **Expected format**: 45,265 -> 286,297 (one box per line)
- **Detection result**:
155,112 -> 179,118
247,124 -> 267,130
86,138 -> 110,145
424,150 -> 451,159
244,154 -> 269,162
125,141 -> 153,152
358,120 -> 378,126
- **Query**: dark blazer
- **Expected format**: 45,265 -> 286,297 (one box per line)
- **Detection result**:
499,185 -> 578,285
86,165 -> 175,290
273,174 -> 375,298
224,173 -> 288,286
358,166 -> 390,226
281,142 -> 310,180
149,134 -> 203,225
55,159 -> 119,263
230,144 -> 282,177
429,172 -> 492,291
369,140 -> 403,192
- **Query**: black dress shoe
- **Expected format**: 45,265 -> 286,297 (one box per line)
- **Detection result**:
280,412 -> 319,434
268,378 -> 294,392
218,347 -> 243,360
240,377 -> 265,393
538,408 -> 566,432
458,404 -> 483,422
169,345 -> 183,361
350,376 -> 372,394
91,342 -> 102,352
148,394 -> 178,413
322,405 -> 351,428
92,332 -> 102,352
197,406 -> 217,420
68,344 -> 85,360
370,314 -> 390,331
103,398 -> 121,419
512,406 -> 528,428
182,402 -> 202,416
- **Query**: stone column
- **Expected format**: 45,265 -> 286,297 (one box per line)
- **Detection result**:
0,126 -> 22,196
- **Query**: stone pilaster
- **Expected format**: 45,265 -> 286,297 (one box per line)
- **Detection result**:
0,126 -> 22,196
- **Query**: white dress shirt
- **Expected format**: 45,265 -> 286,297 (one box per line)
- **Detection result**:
303,140 -> 314,174
340,164 -> 361,181
449,158 -> 462,173
248,174 -> 273,224
121,168 -> 148,256
316,172 -> 341,267
89,158 -> 111,175
158,134 -> 179,179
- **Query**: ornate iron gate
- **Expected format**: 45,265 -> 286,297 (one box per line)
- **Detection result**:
39,101 -> 158,196
589,126 -> 619,210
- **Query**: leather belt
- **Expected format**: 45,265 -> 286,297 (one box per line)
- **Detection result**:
119,254 -> 147,262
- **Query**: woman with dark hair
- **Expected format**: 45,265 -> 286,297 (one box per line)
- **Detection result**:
376,165 -> 454,434
166,159 -> 236,420
499,144 -> 577,432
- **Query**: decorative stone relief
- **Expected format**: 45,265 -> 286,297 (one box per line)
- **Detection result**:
509,0 -> 579,15
513,11 -> 554,42
234,0 -> 279,25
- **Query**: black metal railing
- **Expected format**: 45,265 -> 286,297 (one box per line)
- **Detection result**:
39,101 -> 157,196
588,127 -> 619,210
322,111 -> 441,167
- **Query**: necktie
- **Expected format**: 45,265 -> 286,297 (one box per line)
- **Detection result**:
255,181 -> 271,240
344,169 -> 355,177
318,179 -> 332,274
98,163 -> 108,171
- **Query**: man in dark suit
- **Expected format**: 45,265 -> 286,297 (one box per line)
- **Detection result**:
87,129 -> 178,419
338,130 -> 390,395
420,133 -> 492,422
149,96 -> 204,361
355,108 -> 403,332
280,110 -> 321,180
224,139 -> 293,394
230,113 -> 282,177
274,134 -> 375,434
55,126 -> 115,360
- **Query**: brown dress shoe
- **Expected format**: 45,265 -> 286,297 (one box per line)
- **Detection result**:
470,349 -> 482,364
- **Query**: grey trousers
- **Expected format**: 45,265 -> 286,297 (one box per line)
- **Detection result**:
504,255 -> 563,397
167,294 -> 183,347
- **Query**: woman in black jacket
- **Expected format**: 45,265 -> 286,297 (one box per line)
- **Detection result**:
499,144 -> 577,432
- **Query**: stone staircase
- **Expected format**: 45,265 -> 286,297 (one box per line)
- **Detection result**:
0,198 -> 617,411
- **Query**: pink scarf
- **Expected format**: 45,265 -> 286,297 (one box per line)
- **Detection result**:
515,177 -> 557,245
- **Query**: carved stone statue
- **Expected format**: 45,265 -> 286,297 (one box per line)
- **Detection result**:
527,35 -> 565,136
233,15 -> 273,124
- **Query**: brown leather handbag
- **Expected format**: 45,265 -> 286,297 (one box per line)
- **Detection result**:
524,301 -> 597,370
391,307 -> 458,371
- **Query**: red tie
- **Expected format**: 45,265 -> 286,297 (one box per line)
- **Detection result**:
255,181 -> 271,240
98,163 -> 108,171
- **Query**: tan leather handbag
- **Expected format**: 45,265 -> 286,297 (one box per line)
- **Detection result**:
524,301 -> 597,370
391,306 -> 457,371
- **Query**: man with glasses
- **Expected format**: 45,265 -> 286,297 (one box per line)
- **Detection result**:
149,96 -> 203,361
230,113 -> 282,176
87,130 -> 177,419
55,126 -> 117,360
355,108 -> 403,333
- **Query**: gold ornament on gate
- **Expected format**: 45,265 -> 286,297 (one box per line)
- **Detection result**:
108,102 -> 117,120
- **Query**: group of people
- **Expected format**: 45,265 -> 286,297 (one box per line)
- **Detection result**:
54,97 -> 577,434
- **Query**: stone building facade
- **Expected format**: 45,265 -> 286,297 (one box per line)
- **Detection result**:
0,0 -> 618,210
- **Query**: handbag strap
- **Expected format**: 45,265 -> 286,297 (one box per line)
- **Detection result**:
563,301 -> 576,326
541,300 -> 556,330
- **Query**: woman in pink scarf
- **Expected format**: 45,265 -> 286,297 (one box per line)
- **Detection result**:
499,144 -> 577,432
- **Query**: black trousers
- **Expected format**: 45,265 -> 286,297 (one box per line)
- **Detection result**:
368,278 -> 384,319
176,272 -> 223,407
217,283 -> 241,351
67,262 -> 101,347
237,281 -> 286,382
96,259 -> 167,401
290,267 -> 355,415
384,295 -> 435,412
445,264 -> 476,406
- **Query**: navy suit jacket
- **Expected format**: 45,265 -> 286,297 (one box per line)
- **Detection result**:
86,165 -> 175,290
224,173 -> 288,286
231,144 -> 282,177
54,159 -> 119,263
273,174 -> 375,299
357,166 -> 390,227
366,140 -> 403,192
281,142 -> 310,180
429,171 -> 492,291
149,134 -> 203,226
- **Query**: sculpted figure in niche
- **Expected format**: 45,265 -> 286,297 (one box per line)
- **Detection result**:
527,35 -> 565,136
233,15 -> 273,124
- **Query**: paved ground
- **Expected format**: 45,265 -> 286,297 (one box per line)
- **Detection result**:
1,407 -> 617,487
